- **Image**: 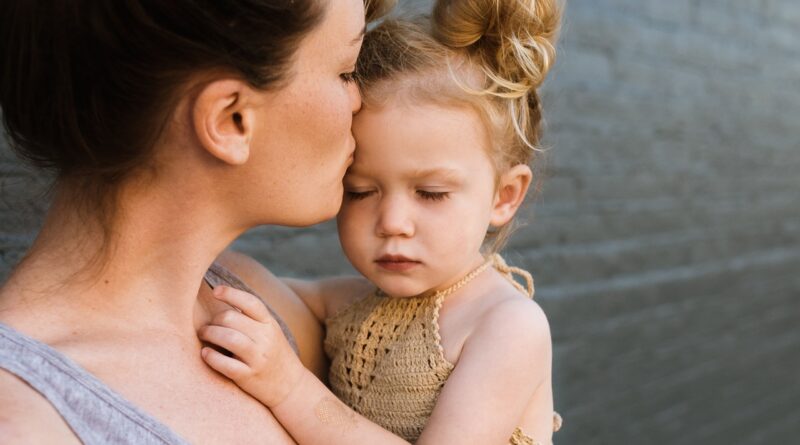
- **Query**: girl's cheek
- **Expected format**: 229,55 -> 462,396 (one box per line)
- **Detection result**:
338,207 -> 360,234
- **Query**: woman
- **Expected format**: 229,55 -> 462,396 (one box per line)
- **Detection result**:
0,0 -> 392,443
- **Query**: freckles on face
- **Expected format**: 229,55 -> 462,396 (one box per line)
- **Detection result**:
286,0 -> 364,158
246,0 -> 364,226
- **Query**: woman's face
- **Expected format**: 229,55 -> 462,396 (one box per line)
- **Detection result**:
247,0 -> 365,227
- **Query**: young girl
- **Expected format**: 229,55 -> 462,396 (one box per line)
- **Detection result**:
198,0 -> 562,443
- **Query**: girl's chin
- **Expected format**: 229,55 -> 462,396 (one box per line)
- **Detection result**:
373,281 -> 432,298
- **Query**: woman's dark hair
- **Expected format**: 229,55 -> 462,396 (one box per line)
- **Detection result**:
0,0 -> 326,185
0,0 -> 394,275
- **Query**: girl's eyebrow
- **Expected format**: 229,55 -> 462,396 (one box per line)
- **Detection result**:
408,168 -> 464,182
343,167 -> 369,178
344,167 -> 463,183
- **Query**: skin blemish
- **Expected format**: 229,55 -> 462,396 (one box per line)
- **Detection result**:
314,396 -> 357,431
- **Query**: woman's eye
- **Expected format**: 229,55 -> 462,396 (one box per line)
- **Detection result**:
340,71 -> 357,83
417,190 -> 449,201
345,190 -> 373,200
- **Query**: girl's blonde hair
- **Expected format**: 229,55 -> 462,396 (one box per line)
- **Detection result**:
356,0 -> 561,252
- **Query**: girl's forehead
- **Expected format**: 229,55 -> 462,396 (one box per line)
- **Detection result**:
354,101 -> 487,145
350,103 -> 495,179
346,163 -> 468,184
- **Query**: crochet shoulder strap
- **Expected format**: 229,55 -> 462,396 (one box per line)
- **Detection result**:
490,254 -> 535,298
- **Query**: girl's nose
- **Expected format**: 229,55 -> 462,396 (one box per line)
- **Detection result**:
375,196 -> 414,238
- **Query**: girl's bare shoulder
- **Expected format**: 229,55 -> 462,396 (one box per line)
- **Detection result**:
283,275 -> 375,321
468,274 -> 552,359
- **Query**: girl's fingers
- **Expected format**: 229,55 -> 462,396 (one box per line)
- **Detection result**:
198,325 -> 256,364
211,309 -> 277,344
201,347 -> 250,380
212,286 -> 272,323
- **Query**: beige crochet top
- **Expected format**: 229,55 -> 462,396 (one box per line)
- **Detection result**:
324,255 -> 562,444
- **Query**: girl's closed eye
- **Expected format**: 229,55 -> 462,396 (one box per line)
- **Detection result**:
345,189 -> 374,200
417,190 -> 449,201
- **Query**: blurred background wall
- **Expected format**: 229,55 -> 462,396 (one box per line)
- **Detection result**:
2,0 -> 799,443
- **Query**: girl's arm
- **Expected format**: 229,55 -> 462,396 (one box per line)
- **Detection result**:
199,286 -> 552,445
199,285 -> 408,444
417,298 -> 554,444
280,276 -> 375,323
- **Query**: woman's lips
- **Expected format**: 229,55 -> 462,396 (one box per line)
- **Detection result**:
376,255 -> 421,272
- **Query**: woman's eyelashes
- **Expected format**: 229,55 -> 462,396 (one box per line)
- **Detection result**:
340,70 -> 357,83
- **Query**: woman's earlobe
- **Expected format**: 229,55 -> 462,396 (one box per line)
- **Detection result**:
192,80 -> 254,166
490,164 -> 533,226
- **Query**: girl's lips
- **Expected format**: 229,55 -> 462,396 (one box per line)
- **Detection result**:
376,256 -> 421,272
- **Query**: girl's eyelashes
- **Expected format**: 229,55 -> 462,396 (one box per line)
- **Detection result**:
344,189 -> 450,201
345,190 -> 374,200
417,190 -> 449,201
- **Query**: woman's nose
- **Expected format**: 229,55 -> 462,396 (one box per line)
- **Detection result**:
375,196 -> 414,238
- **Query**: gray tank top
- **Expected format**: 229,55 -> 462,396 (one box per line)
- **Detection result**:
0,262 -> 297,444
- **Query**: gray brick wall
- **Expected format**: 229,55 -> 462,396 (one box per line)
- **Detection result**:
2,1 -> 799,443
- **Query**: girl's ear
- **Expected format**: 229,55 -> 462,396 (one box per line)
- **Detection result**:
192,79 -> 257,165
490,164 -> 532,227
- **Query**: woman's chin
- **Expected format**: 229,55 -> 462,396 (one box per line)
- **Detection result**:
285,212 -> 337,228
284,192 -> 343,227
318,195 -> 344,222
263,205 -> 339,228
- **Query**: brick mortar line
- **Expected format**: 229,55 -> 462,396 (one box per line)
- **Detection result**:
538,246 -> 800,300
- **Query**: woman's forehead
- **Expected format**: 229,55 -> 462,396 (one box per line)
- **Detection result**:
301,0 -> 365,59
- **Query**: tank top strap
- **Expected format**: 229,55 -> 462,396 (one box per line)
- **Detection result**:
0,322 -> 190,445
489,254 -> 535,298
205,262 -> 299,355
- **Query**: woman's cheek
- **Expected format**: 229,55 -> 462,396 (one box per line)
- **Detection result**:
331,89 -> 353,141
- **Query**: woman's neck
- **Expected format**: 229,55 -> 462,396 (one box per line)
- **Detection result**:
0,179 -> 242,336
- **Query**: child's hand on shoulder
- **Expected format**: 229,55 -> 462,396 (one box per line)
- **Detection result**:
198,285 -> 304,408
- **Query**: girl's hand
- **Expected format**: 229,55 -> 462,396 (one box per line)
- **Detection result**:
198,285 -> 305,407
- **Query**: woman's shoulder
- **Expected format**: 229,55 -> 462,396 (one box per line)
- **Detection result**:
212,250 -> 327,378
212,250 -> 311,321
0,369 -> 82,444
212,250 -> 283,291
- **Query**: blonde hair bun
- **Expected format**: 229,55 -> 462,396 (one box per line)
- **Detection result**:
432,0 -> 560,96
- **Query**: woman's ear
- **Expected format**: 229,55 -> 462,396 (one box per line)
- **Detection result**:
192,79 -> 257,165
490,164 -> 533,227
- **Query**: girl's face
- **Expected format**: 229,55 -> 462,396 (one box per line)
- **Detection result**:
247,0 -> 365,227
338,102 -> 499,297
